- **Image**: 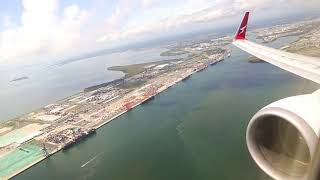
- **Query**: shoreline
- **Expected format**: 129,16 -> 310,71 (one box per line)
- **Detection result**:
5,57 -> 218,180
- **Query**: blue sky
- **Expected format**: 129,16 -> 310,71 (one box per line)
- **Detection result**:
0,0 -> 319,64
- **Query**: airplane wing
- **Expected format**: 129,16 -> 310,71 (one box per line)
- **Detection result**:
232,12 -> 320,84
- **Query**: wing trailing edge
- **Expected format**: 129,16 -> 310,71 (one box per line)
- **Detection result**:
232,12 -> 320,84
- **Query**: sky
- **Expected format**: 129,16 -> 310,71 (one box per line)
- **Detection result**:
0,0 -> 319,65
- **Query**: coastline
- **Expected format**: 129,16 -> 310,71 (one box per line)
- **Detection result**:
4,56 -> 222,180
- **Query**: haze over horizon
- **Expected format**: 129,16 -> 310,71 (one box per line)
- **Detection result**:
0,0 -> 319,65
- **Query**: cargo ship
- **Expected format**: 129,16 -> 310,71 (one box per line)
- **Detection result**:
196,64 -> 208,72
181,74 -> 191,81
209,61 -> 218,66
141,95 -> 155,105
63,128 -> 96,150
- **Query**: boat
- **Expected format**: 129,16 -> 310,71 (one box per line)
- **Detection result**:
209,61 -> 217,66
63,129 -> 96,150
181,74 -> 191,81
141,95 -> 155,105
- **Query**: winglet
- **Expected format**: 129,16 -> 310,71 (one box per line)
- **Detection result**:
235,12 -> 250,40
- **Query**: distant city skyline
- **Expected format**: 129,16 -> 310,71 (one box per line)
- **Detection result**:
0,0 -> 319,64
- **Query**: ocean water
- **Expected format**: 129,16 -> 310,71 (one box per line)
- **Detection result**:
0,47 -> 185,122
12,36 -> 319,180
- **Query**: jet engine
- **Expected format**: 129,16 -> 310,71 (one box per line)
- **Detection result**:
246,90 -> 320,180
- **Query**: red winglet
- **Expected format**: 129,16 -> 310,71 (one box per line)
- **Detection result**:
235,12 -> 250,40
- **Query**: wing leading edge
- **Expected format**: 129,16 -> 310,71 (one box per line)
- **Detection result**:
233,12 -> 320,84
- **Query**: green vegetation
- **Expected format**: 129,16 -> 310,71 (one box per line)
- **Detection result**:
84,59 -> 182,92
107,59 -> 182,78
108,63 -> 147,78
84,81 -> 120,92
117,80 -> 146,89
187,53 -> 207,59
160,49 -> 188,56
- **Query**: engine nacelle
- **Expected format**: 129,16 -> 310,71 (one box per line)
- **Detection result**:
246,90 -> 320,180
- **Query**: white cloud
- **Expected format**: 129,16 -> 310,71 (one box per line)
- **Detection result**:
98,0 -> 320,44
99,0 -> 160,42
0,0 -> 89,63
105,0 -> 141,32
142,0 -> 159,8
2,16 -> 13,28
0,0 -> 319,64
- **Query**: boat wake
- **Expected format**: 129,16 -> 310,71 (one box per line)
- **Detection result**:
81,152 -> 103,168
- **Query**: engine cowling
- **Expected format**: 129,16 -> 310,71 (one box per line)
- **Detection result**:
246,90 -> 320,180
